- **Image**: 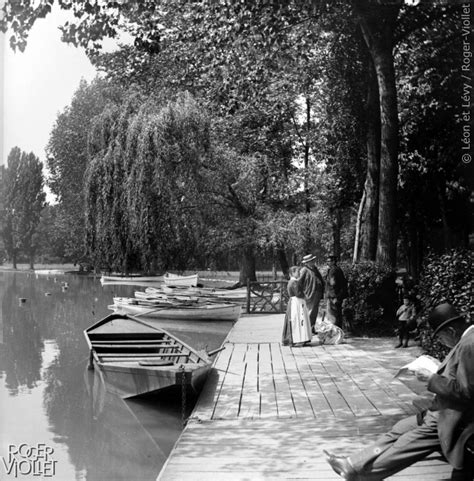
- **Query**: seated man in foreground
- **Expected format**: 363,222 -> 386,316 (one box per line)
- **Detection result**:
324,303 -> 474,480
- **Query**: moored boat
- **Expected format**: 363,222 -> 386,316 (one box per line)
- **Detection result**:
160,285 -> 203,296
84,313 -> 213,398
100,274 -> 164,284
35,269 -> 66,276
159,285 -> 248,300
163,272 -> 199,287
134,290 -> 199,303
109,298 -> 241,321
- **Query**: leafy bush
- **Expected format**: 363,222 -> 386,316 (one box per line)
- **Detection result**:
341,261 -> 397,336
417,249 -> 473,360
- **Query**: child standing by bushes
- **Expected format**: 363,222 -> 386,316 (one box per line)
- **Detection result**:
395,296 -> 416,348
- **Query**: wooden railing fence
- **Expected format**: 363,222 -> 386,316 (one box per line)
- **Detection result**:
246,279 -> 289,314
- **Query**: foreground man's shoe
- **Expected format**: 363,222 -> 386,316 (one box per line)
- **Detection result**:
323,450 -> 357,480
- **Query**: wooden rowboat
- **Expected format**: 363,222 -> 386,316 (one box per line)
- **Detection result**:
159,285 -> 248,300
109,299 -> 241,321
134,290 -> 199,303
84,313 -> 213,398
159,285 -> 203,296
163,272 -> 199,287
100,274 -> 164,284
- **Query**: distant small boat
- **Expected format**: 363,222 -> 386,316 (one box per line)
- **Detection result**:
163,273 -> 199,287
100,274 -> 164,284
84,313 -> 213,398
35,269 -> 66,276
109,298 -> 241,321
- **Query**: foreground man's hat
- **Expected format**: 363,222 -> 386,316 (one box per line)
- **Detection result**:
302,254 -> 317,263
427,303 -> 464,335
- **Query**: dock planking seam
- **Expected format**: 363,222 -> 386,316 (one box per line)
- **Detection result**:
279,344 -> 313,417
316,343 -> 415,417
270,343 -> 297,417
258,343 -> 279,418
191,343 -> 234,421
290,346 -> 334,417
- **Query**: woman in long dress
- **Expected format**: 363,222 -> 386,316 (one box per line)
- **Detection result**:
282,266 -> 312,346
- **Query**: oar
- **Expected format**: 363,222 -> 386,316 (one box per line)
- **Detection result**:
207,346 -> 227,356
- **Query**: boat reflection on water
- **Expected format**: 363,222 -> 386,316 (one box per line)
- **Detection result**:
84,367 -> 191,481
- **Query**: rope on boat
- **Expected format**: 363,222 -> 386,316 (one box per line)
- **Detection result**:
181,365 -> 187,428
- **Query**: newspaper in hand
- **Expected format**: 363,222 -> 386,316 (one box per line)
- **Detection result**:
395,355 -> 441,378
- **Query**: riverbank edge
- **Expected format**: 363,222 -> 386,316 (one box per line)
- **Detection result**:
0,264 -> 265,282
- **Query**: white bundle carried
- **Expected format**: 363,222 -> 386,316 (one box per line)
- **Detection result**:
315,313 -> 344,345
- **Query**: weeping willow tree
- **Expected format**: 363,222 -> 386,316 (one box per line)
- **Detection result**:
85,100 -> 136,272
84,92 -> 211,273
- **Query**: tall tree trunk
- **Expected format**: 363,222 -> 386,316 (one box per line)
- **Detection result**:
277,246 -> 290,278
302,97 -> 312,253
405,215 -> 424,280
29,247 -> 35,270
373,44 -> 399,267
406,222 -> 418,279
356,62 -> 380,262
238,244 -> 257,286
353,187 -> 365,263
304,96 -> 311,215
332,209 -> 342,259
356,2 -> 400,267
437,182 -> 451,251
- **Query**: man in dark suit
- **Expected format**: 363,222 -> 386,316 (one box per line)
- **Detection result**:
325,255 -> 348,328
324,303 -> 474,480
299,254 -> 325,331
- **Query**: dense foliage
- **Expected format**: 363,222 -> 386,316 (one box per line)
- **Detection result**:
0,2 -> 470,290
396,8 -> 471,277
342,261 -> 397,336
417,250 -> 473,359
0,148 -> 46,268
46,79 -> 123,263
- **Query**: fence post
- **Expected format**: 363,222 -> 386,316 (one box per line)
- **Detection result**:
246,278 -> 251,314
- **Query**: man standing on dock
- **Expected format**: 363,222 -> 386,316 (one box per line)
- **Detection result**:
325,255 -> 348,329
299,254 -> 325,332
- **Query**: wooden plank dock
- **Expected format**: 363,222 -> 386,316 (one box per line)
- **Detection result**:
158,314 -> 452,480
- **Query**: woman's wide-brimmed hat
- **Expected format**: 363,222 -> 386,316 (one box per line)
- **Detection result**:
427,303 -> 464,335
301,254 -> 317,264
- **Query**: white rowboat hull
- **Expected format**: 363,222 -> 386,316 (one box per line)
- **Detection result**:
109,302 -> 241,321
163,273 -> 199,287
101,275 -> 164,284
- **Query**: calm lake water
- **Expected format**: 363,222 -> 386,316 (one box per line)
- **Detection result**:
0,271 -> 233,481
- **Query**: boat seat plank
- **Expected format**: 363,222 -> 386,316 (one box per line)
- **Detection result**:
139,360 -> 175,366
92,343 -> 178,349
99,352 -> 190,358
101,356 -> 197,363
92,339 -> 173,345
88,333 -> 167,340
102,358 -> 198,365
